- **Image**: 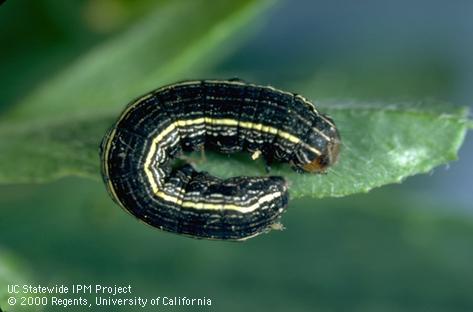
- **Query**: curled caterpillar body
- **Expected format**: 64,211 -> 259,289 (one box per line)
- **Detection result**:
100,80 -> 340,240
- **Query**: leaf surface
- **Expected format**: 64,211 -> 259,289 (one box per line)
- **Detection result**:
0,101 -> 469,199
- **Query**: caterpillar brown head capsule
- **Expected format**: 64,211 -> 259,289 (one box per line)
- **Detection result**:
100,80 -> 340,240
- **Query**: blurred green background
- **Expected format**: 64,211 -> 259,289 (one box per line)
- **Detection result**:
0,0 -> 472,311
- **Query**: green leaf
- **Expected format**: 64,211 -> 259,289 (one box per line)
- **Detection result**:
0,114 -> 113,182
0,100 -> 469,199
196,101 -> 471,198
0,0 -> 275,181
0,1 -> 469,198
3,0 -> 275,121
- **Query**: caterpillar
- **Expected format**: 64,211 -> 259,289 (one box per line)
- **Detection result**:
100,80 -> 340,240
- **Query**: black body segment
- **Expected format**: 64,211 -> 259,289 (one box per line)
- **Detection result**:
100,80 -> 340,240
